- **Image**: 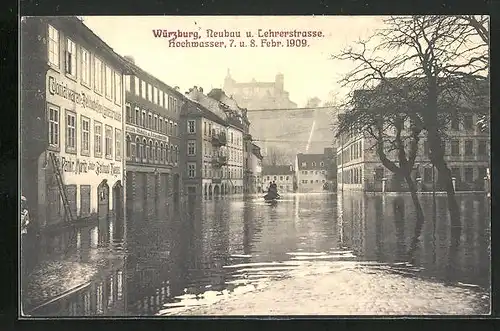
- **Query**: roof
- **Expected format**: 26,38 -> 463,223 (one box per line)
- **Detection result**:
181,99 -> 227,126
262,165 -> 294,176
251,143 -> 263,159
297,153 -> 327,170
51,17 -> 135,74
123,59 -> 186,100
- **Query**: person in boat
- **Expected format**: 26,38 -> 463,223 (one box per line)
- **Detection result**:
269,181 -> 279,199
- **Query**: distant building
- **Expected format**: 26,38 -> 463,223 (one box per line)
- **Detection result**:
250,143 -> 264,193
296,148 -> 336,192
262,165 -> 295,193
223,70 -> 297,110
180,87 -> 247,197
337,80 -> 490,192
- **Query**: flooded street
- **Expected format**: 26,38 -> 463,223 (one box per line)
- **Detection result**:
25,192 -> 490,316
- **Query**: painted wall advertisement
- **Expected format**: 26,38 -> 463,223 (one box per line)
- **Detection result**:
50,152 -> 121,178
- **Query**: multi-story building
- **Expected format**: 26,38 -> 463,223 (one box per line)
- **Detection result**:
180,87 -> 247,197
223,70 -> 297,110
122,56 -> 184,215
337,83 -> 490,192
250,143 -> 264,193
262,165 -> 295,193
295,151 -> 330,193
21,17 -> 133,229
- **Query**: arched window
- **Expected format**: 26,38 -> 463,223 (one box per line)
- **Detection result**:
149,140 -> 153,162
166,145 -> 170,164
135,137 -> 140,159
170,144 -> 174,163
160,143 -> 164,162
126,135 -> 131,158
142,138 -> 147,161
155,141 -> 159,162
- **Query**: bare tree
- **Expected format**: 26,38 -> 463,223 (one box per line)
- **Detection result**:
456,15 -> 490,132
333,15 -> 489,229
263,147 -> 290,166
336,89 -> 425,233
305,97 -> 322,108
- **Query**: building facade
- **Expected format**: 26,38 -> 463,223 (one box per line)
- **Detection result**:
262,165 -> 295,193
223,70 -> 297,110
337,86 -> 490,192
21,17 -> 133,229
250,143 -> 264,193
180,87 -> 247,198
295,152 -> 330,193
122,56 -> 184,216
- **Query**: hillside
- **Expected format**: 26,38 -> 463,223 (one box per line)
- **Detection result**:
248,107 -> 336,163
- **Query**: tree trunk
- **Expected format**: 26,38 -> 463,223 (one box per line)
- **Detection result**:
424,78 -> 461,229
404,174 -> 426,262
433,160 -> 462,229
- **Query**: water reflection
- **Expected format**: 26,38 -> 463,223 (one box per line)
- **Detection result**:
27,192 -> 490,316
339,193 -> 490,288
25,211 -> 127,316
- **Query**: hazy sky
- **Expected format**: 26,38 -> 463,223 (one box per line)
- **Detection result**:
83,16 -> 385,107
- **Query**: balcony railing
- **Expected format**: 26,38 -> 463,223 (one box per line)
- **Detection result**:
211,155 -> 227,168
211,131 -> 227,146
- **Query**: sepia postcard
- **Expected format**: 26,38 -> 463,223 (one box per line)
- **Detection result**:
19,15 -> 490,317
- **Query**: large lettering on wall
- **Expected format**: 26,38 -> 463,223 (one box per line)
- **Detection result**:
51,153 -> 121,177
48,76 -> 122,121
126,125 -> 169,143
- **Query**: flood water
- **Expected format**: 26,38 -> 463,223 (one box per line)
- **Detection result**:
25,192 -> 491,316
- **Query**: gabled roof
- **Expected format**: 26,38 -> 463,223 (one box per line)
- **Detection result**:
296,153 -> 327,170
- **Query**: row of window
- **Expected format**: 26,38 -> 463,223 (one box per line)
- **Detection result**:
448,166 -> 487,183
201,164 -> 243,179
199,141 -> 243,163
338,141 -> 362,165
338,138 -> 489,166
342,114 -> 479,142
125,136 -> 178,164
300,161 -> 325,168
202,121 -> 242,147
446,139 -> 488,157
301,179 -> 326,184
186,162 -> 245,179
341,167 -> 363,184
422,139 -> 488,157
125,104 -> 178,137
300,170 -> 326,175
361,166 -> 487,184
48,104 -> 121,160
125,75 -> 182,113
48,24 -> 122,105
265,175 -> 291,181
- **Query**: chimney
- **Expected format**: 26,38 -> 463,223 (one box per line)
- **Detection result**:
124,55 -> 135,64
